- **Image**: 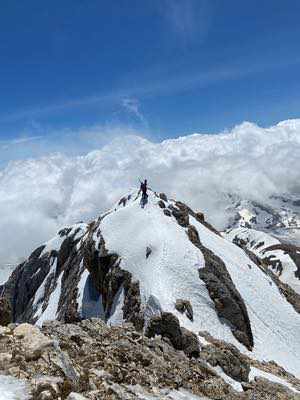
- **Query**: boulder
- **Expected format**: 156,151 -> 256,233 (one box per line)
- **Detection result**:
163,209 -> 172,217
175,299 -> 194,321
159,193 -> 168,202
181,328 -> 200,358
146,312 -> 200,358
158,200 -> 166,209
201,343 -> 250,382
14,323 -> 54,361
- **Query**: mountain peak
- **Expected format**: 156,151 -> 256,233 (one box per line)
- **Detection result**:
1,189 -> 300,384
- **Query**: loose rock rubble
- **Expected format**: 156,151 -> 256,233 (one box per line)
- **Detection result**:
0,319 -> 299,399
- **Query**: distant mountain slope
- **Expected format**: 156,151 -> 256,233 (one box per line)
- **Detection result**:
225,194 -> 300,245
224,227 -> 300,295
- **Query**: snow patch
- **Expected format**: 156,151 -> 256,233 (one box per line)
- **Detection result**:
211,366 -> 243,392
249,367 -> 300,394
0,375 -> 30,400
36,270 -> 63,326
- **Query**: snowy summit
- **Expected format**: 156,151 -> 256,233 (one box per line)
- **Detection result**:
1,188 -> 300,399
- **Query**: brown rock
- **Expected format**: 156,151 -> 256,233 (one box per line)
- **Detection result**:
175,299 -> 194,321
0,296 -> 12,326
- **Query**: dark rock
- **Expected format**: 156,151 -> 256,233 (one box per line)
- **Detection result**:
118,197 -> 127,207
160,312 -> 183,349
146,247 -> 152,259
187,225 -> 254,351
0,296 -> 12,325
195,212 -> 205,223
181,327 -> 200,358
158,200 -> 166,209
163,209 -> 172,217
123,278 -> 144,331
159,193 -> 168,202
172,210 -> 189,227
175,299 -> 193,321
146,312 -> 182,350
201,343 -> 250,382
146,312 -> 200,358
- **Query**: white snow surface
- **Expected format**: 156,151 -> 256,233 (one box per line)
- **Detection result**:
101,191 -> 234,338
211,366 -> 243,393
33,257 -> 57,321
0,375 -> 30,400
249,367 -> 300,394
127,385 -> 209,399
225,227 -> 300,294
190,216 -> 300,378
36,267 -> 63,326
107,286 -> 125,326
100,191 -> 300,378
0,264 -> 15,285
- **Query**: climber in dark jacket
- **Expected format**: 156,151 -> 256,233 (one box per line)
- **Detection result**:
140,179 -> 148,208
140,179 -> 147,196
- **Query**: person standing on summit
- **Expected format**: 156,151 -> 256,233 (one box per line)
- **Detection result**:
140,179 -> 148,208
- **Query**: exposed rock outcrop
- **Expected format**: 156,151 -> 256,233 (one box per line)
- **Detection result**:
187,225 -> 254,351
175,298 -> 194,321
1,320 -> 299,400
145,312 -> 200,358
0,296 -> 12,325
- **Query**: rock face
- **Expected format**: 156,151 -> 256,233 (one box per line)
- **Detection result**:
175,299 -> 194,321
0,319 -> 299,400
145,312 -> 200,358
0,296 -> 12,326
187,224 -> 254,351
0,221 -> 144,331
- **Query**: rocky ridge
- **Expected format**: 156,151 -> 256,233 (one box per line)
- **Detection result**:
0,319 -> 300,399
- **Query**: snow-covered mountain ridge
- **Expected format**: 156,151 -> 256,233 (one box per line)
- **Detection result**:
225,193 -> 300,244
1,188 -> 300,392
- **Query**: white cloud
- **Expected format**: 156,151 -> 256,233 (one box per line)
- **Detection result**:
0,119 -> 300,269
0,135 -> 42,149
159,0 -> 212,43
121,97 -> 148,126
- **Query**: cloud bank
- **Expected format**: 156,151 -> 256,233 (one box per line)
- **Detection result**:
0,119 -> 300,271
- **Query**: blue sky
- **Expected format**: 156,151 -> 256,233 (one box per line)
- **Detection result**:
1,0 -> 300,149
